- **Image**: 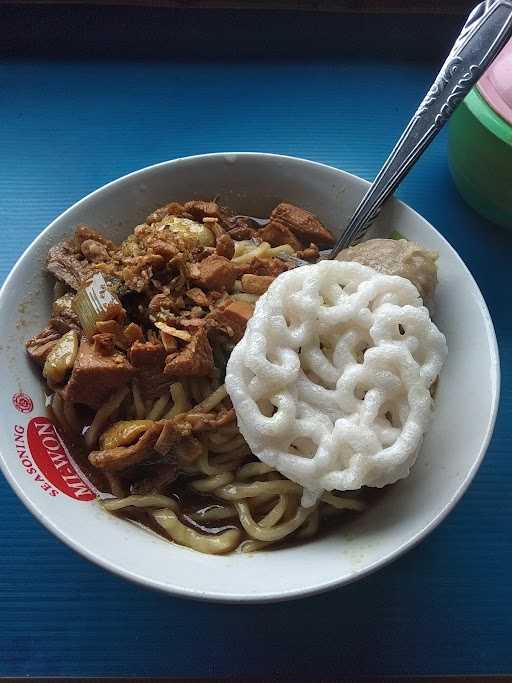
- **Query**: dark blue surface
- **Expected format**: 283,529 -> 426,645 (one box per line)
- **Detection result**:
0,57 -> 511,678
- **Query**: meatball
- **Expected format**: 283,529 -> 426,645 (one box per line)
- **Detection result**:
336,238 -> 438,310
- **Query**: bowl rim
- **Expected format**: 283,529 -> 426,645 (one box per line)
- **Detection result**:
0,152 -> 501,603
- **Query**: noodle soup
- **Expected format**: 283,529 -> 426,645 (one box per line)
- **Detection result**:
0,153 -> 497,601
26,198 -> 444,554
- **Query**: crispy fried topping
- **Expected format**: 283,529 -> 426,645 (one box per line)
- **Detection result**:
215,233 -> 235,259
80,239 -> 111,263
241,274 -> 275,295
92,332 -> 115,356
75,224 -> 116,251
31,199 -> 338,487
211,299 -> 254,342
164,327 -> 215,378
129,339 -> 172,400
146,202 -> 186,225
184,200 -> 229,223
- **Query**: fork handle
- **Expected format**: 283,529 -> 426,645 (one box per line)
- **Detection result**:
330,0 -> 512,257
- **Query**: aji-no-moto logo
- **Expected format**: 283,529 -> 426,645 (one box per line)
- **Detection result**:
21,417 -> 95,501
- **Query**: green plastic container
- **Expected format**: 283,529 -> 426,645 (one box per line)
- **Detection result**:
449,87 -> 512,228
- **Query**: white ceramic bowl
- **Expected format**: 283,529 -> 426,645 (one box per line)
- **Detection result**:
0,153 -> 500,603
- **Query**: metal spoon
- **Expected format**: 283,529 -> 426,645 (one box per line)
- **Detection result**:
328,0 -> 512,258
235,2 -> 512,265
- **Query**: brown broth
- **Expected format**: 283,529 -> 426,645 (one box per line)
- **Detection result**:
47,396 -> 378,553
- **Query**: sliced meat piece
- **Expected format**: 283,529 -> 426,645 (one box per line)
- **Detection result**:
297,243 -> 320,262
80,239 -> 111,263
210,299 -> 254,342
184,200 -> 230,224
74,224 -> 116,251
94,319 -> 139,351
149,239 -> 178,261
164,327 -> 215,378
259,221 -> 304,251
172,316 -> 206,332
94,319 -> 122,336
146,202 -> 186,225
63,339 -> 135,408
26,326 -> 62,365
226,215 -> 260,241
185,287 -> 209,308
235,256 -> 291,279
129,339 -> 171,400
89,422 -> 164,470
270,203 -> 335,247
254,256 -> 292,277
193,254 -> 237,291
47,240 -> 94,290
215,233 -> 235,260
227,224 -> 256,241
123,322 -> 144,345
148,293 -> 174,317
241,274 -> 274,295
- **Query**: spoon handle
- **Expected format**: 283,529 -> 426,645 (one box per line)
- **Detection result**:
330,0 -> 512,257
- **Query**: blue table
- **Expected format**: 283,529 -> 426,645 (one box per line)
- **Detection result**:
1,54 -> 511,678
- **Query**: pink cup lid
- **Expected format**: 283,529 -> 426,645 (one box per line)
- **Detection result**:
477,38 -> 512,125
